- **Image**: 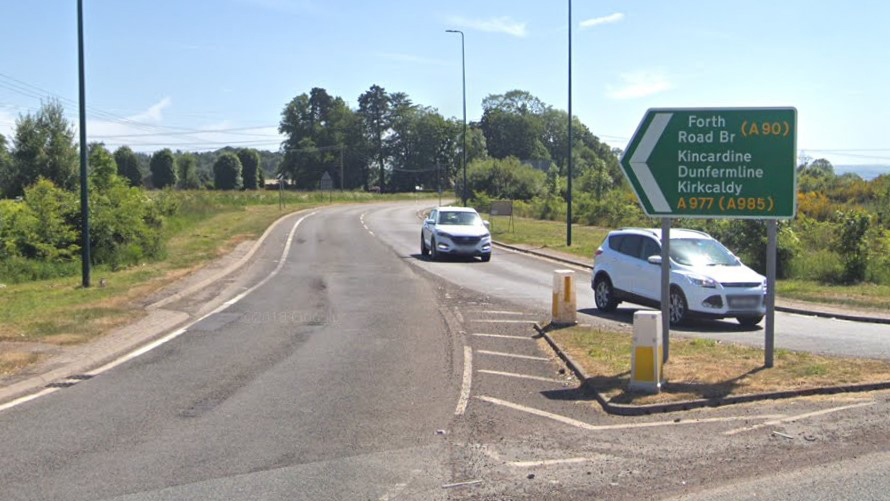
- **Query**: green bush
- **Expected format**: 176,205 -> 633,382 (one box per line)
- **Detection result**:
466,156 -> 545,201
790,248 -> 844,283
835,210 -> 871,283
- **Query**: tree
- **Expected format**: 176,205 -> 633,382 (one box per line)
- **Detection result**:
0,134 -> 12,196
237,148 -> 260,190
149,148 -> 177,188
213,152 -> 242,190
113,146 -> 142,187
176,153 -> 201,189
4,100 -> 78,197
358,84 -> 390,191
88,143 -> 118,192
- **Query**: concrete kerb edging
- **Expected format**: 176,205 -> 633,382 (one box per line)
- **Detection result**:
0,207 -> 312,408
534,322 -> 890,416
497,240 -> 890,325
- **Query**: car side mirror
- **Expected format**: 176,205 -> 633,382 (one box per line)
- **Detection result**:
425,218 -> 434,225
647,255 -> 662,265
483,220 -> 490,229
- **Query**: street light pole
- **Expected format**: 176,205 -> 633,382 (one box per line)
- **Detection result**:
446,29 -> 467,206
77,0 -> 91,288
566,0 -> 573,247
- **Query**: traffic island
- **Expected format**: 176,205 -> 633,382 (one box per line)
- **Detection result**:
537,323 -> 890,415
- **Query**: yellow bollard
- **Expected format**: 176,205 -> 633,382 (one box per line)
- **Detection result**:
551,270 -> 577,325
630,311 -> 663,393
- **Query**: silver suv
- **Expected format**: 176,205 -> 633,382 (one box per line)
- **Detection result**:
421,207 -> 492,261
591,228 -> 766,326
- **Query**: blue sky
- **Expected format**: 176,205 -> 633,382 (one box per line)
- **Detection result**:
1,0 -> 888,169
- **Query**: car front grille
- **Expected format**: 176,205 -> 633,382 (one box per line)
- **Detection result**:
452,236 -> 481,245
721,282 -> 761,288
726,294 -> 762,309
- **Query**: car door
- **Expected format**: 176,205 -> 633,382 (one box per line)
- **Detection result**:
423,209 -> 437,246
635,236 -> 662,301
610,235 -> 641,296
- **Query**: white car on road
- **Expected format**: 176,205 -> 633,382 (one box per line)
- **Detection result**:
421,207 -> 492,262
592,228 -> 766,326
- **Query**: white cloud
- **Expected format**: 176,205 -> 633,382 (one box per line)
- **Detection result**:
606,71 -> 672,100
580,12 -> 624,29
447,15 -> 528,37
376,52 -> 449,66
127,96 -> 172,123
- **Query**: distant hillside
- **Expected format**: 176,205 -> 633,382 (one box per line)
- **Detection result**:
835,164 -> 889,180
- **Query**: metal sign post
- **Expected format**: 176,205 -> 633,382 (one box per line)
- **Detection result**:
660,218 -> 671,362
620,107 -> 797,368
320,171 -> 333,203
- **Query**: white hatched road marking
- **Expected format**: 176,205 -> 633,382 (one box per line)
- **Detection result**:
478,369 -> 565,384
472,319 -> 536,324
476,396 -> 785,432
476,350 -> 549,361
474,310 -> 531,315
472,333 -> 533,340
455,346 -> 473,415
723,401 -> 875,435
510,457 -> 602,468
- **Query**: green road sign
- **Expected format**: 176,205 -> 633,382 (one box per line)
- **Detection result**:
620,108 -> 797,219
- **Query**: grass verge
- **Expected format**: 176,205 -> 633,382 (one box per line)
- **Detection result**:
550,325 -> 890,406
776,279 -> 890,312
0,191 -> 427,348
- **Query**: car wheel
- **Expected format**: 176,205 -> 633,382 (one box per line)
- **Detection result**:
430,237 -> 438,261
737,315 -> 763,327
480,253 -> 491,262
420,233 -> 429,256
669,287 -> 688,325
594,276 -> 618,312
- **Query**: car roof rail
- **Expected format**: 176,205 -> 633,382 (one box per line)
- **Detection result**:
617,227 -> 660,237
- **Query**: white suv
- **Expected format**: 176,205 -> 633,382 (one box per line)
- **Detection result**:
591,228 -> 766,326
421,207 -> 492,261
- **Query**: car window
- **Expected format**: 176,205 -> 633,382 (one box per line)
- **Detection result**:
618,235 -> 642,258
670,238 -> 739,266
437,211 -> 480,225
608,235 -> 624,251
429,210 -> 437,222
640,237 -> 661,260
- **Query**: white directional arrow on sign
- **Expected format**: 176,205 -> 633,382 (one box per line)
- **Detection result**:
628,113 -> 672,213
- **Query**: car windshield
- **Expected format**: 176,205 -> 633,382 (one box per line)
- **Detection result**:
670,238 -> 739,267
438,211 -> 481,226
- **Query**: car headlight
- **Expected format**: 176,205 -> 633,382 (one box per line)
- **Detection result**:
437,231 -> 452,239
686,274 -> 717,288
481,233 -> 491,239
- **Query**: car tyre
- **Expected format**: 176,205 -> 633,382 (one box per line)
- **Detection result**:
736,315 -> 763,327
420,233 -> 429,256
669,287 -> 688,325
430,237 -> 439,261
594,276 -> 619,312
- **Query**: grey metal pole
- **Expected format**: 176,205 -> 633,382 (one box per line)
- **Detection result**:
77,0 -> 91,288
566,0 -> 572,247
661,218 -> 671,363
339,146 -> 344,190
765,220 -> 777,367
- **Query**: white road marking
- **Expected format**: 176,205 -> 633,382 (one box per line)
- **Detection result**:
378,482 -> 408,501
368,230 -> 375,236
477,350 -> 549,361
0,388 -> 59,413
510,457 -> 600,468
87,212 -> 318,378
360,212 -> 366,224
476,396 -> 785,432
724,401 -> 875,435
475,310 -> 530,315
455,346 -> 473,415
472,319 -> 536,324
472,333 -> 533,340
478,369 -> 565,384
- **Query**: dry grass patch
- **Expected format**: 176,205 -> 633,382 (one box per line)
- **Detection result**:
550,325 -> 890,405
0,352 -> 40,376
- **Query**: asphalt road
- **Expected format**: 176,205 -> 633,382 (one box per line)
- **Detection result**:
2,200 -> 890,500
363,203 -> 890,360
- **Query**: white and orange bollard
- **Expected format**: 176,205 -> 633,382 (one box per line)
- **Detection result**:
630,311 -> 664,393
551,270 -> 577,325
